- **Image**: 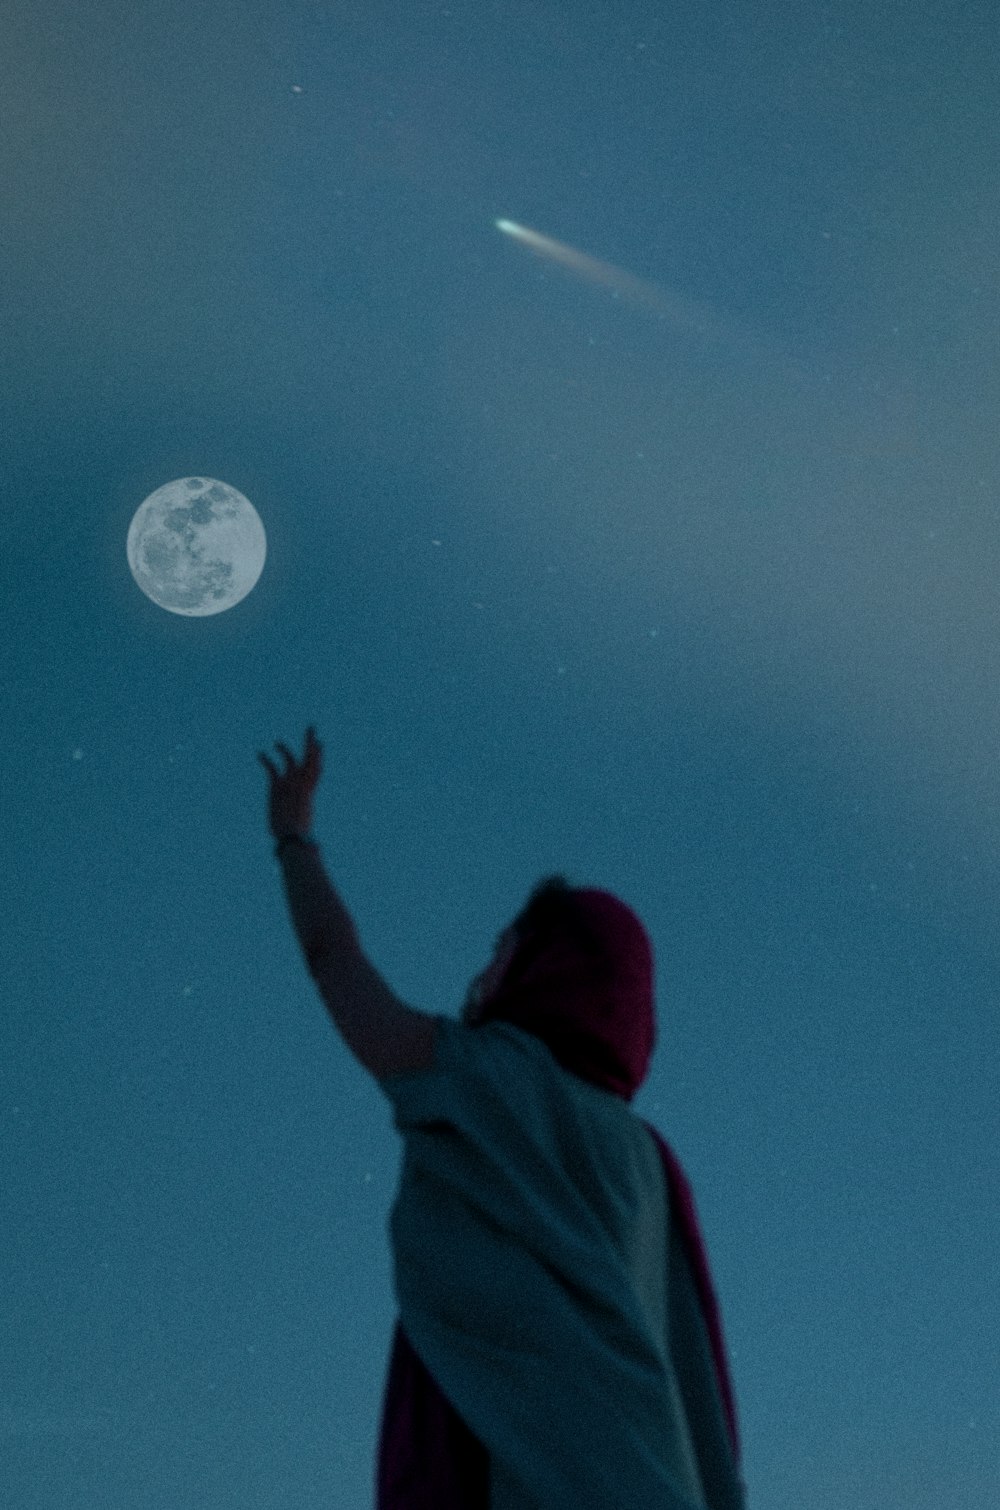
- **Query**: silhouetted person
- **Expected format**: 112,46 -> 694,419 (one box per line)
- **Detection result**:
260,728 -> 746,1510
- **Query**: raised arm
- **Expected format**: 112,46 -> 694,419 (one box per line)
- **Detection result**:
259,729 -> 437,1080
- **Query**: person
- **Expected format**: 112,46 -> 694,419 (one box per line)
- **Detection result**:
259,729 -> 747,1510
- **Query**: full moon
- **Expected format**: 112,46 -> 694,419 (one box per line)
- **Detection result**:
126,477 -> 266,616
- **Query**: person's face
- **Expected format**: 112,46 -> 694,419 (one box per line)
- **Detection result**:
461,926 -> 519,1024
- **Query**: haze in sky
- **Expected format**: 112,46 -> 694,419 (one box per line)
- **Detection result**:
2,1 -> 998,1507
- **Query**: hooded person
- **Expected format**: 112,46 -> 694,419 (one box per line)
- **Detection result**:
375,878 -> 746,1510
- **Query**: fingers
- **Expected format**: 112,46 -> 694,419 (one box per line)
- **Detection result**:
258,730 -> 322,780
258,744 -> 295,780
304,725 -> 323,777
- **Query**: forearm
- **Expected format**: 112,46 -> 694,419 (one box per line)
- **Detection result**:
275,837 -> 362,976
260,734 -> 435,1078
273,833 -> 430,1078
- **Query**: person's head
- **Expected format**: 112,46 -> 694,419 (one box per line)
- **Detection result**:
461,876 -> 574,1026
461,924 -> 521,1025
461,875 -> 656,1101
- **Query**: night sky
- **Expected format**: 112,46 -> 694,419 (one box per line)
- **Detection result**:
3,2 -> 999,1505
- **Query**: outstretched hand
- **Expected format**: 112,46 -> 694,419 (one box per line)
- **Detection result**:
258,726 -> 323,840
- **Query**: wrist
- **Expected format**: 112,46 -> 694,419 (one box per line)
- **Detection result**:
274,831 -> 317,858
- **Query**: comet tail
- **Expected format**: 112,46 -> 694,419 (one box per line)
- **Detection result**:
494,216 -> 720,335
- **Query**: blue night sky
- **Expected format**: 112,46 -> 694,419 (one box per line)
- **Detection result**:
3,2 -> 998,1505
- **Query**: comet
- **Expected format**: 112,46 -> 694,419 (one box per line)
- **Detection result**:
494,217 -> 722,337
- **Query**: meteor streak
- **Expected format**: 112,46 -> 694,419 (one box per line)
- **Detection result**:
495,217 -> 721,337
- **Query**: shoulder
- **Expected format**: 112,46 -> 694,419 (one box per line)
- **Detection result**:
360,1001 -> 438,1082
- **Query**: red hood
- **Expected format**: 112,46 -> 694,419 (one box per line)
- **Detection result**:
476,888 -> 656,1101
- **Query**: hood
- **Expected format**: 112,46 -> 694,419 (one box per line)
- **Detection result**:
476,888 -> 656,1101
